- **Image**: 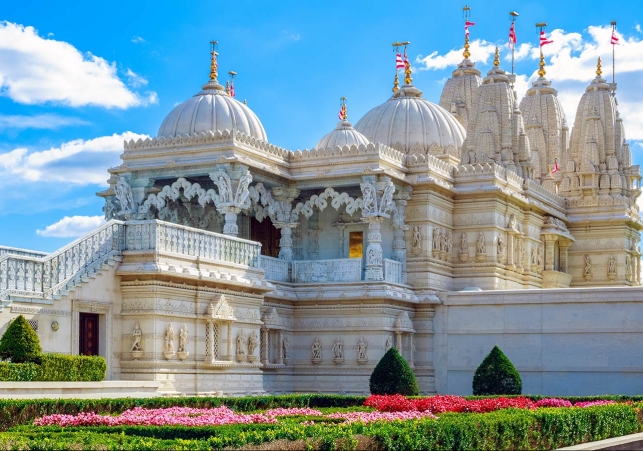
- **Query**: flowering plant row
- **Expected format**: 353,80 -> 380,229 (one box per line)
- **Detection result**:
364,394 -> 616,413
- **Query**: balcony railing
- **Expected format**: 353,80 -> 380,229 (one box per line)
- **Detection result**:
291,258 -> 362,283
260,256 -> 290,282
384,258 -> 404,284
125,220 -> 262,268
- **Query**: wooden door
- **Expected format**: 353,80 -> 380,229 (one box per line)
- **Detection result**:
79,313 -> 99,356
250,217 -> 281,258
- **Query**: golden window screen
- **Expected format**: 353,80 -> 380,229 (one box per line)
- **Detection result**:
349,231 -> 363,258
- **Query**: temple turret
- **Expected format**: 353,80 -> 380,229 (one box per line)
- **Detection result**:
460,47 -> 534,179
519,54 -> 568,184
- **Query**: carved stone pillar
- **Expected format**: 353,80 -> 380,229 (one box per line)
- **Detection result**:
208,320 -> 215,364
409,334 -> 415,369
364,217 -> 384,281
226,321 -> 233,361
274,222 -> 298,261
506,233 -> 515,267
392,192 -> 411,284
261,328 -> 268,365
395,332 -> 402,352
276,330 -> 283,364
210,166 -> 252,237
220,206 -> 241,237
559,240 -> 570,273
542,234 -> 557,271
129,177 -> 152,217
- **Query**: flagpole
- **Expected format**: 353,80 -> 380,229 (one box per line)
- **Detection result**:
510,11 -> 519,75
463,5 -> 471,59
392,41 -> 402,92
611,20 -> 616,89
536,22 -> 548,77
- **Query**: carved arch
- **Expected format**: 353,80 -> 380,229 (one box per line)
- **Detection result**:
291,188 -> 363,219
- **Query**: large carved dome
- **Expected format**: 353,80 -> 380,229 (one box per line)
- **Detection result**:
354,84 -> 466,154
157,80 -> 267,141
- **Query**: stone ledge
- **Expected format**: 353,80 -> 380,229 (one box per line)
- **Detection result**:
0,381 -> 163,399
557,431 -> 643,450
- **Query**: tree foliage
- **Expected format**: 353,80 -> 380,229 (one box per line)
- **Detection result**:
472,345 -> 522,395
369,347 -> 419,396
0,315 -> 42,364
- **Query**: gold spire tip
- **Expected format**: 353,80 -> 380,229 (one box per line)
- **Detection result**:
596,57 -> 602,77
493,47 -> 500,67
463,34 -> 471,59
209,40 -> 219,81
538,52 -> 546,77
392,72 -> 399,92
404,44 -> 412,85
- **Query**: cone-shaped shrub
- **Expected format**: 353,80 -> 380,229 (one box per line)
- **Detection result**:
0,315 -> 42,363
472,345 -> 521,395
369,347 -> 419,395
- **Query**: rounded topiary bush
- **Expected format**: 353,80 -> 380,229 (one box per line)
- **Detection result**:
472,345 -> 522,395
369,347 -> 419,395
0,315 -> 42,363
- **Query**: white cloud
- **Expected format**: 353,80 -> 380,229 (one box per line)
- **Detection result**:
36,215 -> 105,238
131,35 -> 146,44
125,69 -> 148,88
636,24 -> 641,34
0,114 -> 88,130
0,21 -> 158,108
417,39 -> 497,70
0,131 -> 149,185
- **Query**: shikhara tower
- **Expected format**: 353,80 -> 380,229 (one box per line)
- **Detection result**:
0,19 -> 641,397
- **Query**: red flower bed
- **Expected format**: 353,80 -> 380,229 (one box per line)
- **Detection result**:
366,395 -> 536,414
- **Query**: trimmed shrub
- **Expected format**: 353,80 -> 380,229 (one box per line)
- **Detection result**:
369,348 -> 419,396
473,345 -> 522,395
38,353 -> 106,382
0,315 -> 41,364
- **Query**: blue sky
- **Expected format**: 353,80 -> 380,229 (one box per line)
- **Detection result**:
1,0 -> 642,251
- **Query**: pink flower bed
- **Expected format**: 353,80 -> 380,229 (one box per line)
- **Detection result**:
264,408 -> 323,417
535,398 -> 573,408
573,400 -> 616,408
33,406 -> 277,427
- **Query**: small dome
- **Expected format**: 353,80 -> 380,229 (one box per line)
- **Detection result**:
316,119 -> 370,149
354,85 -> 465,154
157,80 -> 267,141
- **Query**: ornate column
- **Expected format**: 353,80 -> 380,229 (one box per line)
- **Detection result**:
226,322 -> 233,361
559,239 -> 571,273
361,177 -> 396,281
506,233 -> 515,267
261,328 -> 269,365
395,332 -> 402,352
208,320 -> 215,364
392,190 -> 411,284
542,234 -> 557,271
409,334 -> 415,368
276,330 -> 283,364
210,165 -> 253,238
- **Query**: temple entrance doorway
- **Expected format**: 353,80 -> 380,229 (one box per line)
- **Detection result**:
250,216 -> 281,257
79,313 -> 99,356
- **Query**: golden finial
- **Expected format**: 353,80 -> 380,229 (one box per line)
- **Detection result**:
209,40 -> 219,81
493,46 -> 500,67
243,99 -> 247,105
596,57 -> 603,77
463,34 -> 471,59
463,5 -> 472,59
538,52 -> 546,77
339,97 -> 347,120
225,81 -> 230,94
392,73 -> 399,92
403,43 -> 412,85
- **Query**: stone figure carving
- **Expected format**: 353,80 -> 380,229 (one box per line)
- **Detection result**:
531,246 -> 538,265
537,246 -> 543,267
332,337 -> 344,360
497,235 -> 505,255
608,255 -> 617,275
360,182 -> 377,214
215,173 -> 232,203
507,214 -> 518,231
282,337 -> 290,360
519,240 -> 525,266
626,255 -> 632,279
460,233 -> 468,253
114,178 -> 134,213
379,184 -> 395,215
248,330 -> 258,355
476,232 -> 486,254
445,231 -> 452,253
164,324 -> 175,353
130,322 -> 143,352
385,336 -> 393,352
357,337 -> 368,361
412,226 -> 422,251
583,255 -> 592,276
235,171 -> 253,206
178,324 -> 188,353
103,199 -> 117,220
432,228 -> 440,250
311,337 -> 322,360
236,330 -> 246,355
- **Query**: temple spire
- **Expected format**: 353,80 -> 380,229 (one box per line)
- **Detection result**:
493,47 -> 500,67
596,56 -> 603,77
538,52 -> 546,77
463,5 -> 472,59
209,40 -> 219,82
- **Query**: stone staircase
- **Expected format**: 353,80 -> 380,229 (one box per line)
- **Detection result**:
0,220 -> 126,308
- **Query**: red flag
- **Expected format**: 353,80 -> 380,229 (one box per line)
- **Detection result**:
230,82 -> 235,97
551,161 -> 559,174
540,30 -> 553,47
611,31 -> 620,45
395,53 -> 404,69
508,22 -> 517,48
338,104 -> 346,120
465,20 -> 476,37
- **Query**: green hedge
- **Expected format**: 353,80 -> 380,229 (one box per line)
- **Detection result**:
0,353 -> 105,382
2,404 -> 642,450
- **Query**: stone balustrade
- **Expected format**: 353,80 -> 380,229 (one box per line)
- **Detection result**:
260,256 -> 290,282
384,258 -> 404,284
125,220 -> 261,268
291,258 -> 362,283
0,246 -> 48,259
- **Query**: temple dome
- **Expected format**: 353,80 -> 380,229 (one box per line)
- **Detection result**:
354,84 -> 466,155
157,80 -> 267,141
316,119 -> 370,149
